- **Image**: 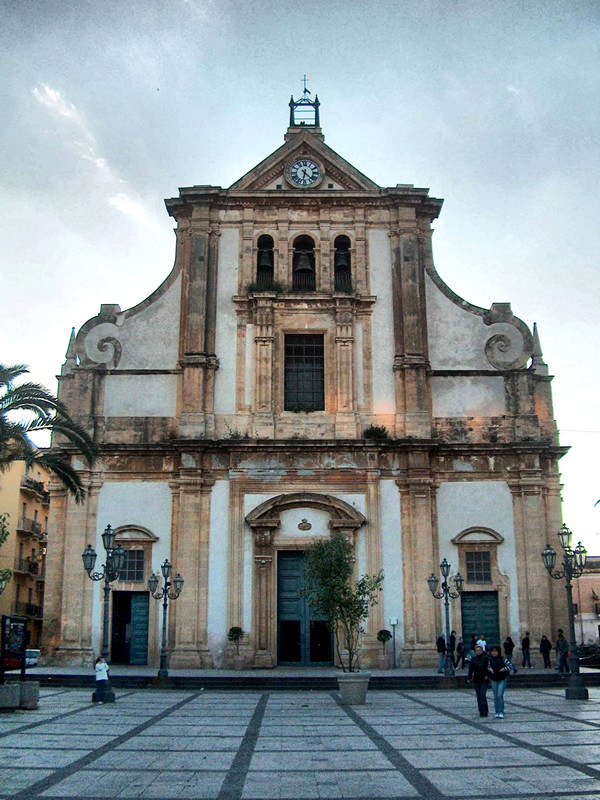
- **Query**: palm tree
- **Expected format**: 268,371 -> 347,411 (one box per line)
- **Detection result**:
0,363 -> 98,503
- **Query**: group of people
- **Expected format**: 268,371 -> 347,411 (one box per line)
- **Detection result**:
437,630 -> 571,674
512,630 -> 571,672
435,629 -> 573,719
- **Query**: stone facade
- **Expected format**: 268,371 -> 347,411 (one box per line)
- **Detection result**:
42,96 -> 568,669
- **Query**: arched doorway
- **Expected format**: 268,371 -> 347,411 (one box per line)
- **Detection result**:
245,492 -> 366,667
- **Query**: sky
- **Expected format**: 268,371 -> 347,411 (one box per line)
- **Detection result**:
1,0 -> 599,550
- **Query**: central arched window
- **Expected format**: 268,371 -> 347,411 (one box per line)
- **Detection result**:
292,235 -> 316,291
334,235 -> 352,292
256,235 -> 274,290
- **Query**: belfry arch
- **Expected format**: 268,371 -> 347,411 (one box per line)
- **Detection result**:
245,492 -> 367,666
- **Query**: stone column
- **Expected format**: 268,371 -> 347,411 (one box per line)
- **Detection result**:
169,472 -> 214,668
390,229 -> 431,438
397,451 -> 437,666
46,471 -> 103,665
334,299 -> 357,436
251,522 -> 279,667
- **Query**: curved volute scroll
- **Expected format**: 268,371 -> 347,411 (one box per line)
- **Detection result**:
483,303 -> 534,370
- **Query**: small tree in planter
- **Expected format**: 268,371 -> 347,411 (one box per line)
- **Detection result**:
303,532 -> 384,673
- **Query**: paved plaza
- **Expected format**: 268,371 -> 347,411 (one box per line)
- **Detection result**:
2,684 -> 600,799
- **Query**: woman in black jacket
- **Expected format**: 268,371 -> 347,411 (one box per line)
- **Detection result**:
467,644 -> 490,717
487,644 -> 514,718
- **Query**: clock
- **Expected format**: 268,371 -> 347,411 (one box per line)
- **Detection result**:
287,158 -> 322,187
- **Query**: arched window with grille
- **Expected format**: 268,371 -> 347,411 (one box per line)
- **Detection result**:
334,235 -> 352,292
256,234 -> 274,290
292,235 -> 316,291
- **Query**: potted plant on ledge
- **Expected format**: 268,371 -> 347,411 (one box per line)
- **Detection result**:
304,531 -> 384,704
377,629 -> 392,669
227,626 -> 245,670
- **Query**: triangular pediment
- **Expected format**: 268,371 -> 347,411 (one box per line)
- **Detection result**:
229,129 -> 380,193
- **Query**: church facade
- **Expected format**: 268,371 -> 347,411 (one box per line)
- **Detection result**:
43,93 -> 567,668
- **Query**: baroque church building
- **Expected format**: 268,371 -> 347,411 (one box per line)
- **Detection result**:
43,92 -> 567,669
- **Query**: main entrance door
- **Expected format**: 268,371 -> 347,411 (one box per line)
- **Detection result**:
461,591 -> 500,647
277,551 -> 332,666
111,591 -> 149,665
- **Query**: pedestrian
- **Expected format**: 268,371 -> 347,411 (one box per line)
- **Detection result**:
540,634 -> 552,668
521,631 -> 532,668
436,633 -> 446,673
467,643 -> 490,717
476,633 -> 487,651
503,635 -> 515,659
556,629 -> 570,673
487,644 -> 514,718
456,636 -> 466,668
93,656 -> 110,703
449,630 -> 456,664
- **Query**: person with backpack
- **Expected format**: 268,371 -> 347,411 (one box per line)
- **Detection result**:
487,644 -> 514,718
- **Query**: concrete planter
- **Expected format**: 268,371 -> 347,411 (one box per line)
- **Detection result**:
19,681 -> 40,710
0,682 -> 20,710
232,655 -> 246,671
337,672 -> 370,705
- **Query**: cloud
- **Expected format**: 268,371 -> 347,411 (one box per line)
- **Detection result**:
108,193 -> 160,230
32,83 -> 165,230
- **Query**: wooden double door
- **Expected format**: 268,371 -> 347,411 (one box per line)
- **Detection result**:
277,551 -> 333,666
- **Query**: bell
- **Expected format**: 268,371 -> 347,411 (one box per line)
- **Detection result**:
295,251 -> 313,272
257,250 -> 272,269
335,250 -> 350,268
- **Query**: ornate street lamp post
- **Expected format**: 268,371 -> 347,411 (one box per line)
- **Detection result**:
427,558 -> 464,677
148,560 -> 184,679
82,525 -> 126,661
542,523 -> 589,700
82,524 -> 126,703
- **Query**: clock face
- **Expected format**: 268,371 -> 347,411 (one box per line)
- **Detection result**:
288,158 -> 322,187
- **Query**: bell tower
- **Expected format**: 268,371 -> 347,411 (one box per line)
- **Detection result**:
286,75 -> 323,141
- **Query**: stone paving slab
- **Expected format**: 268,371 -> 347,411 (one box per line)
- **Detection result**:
2,686 -> 600,799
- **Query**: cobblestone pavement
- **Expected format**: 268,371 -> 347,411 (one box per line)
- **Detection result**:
2,685 -> 600,799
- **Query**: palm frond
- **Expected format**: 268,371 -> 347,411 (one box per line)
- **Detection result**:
0,364 -> 29,388
30,416 -> 99,463
30,452 -> 87,504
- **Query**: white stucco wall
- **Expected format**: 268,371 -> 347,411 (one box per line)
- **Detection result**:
431,375 -> 506,417
425,273 -> 491,370
368,229 -> 395,414
104,374 -> 178,417
83,275 -> 182,370
380,479 -> 403,643
92,481 -> 173,653
436,481 -> 519,635
207,480 -> 230,663
214,228 -> 239,414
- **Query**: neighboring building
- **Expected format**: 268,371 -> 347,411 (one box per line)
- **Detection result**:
574,556 -> 600,645
0,461 -> 49,648
43,91 -> 569,669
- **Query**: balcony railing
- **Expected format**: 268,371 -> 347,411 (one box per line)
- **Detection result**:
20,476 -> 47,497
18,517 -> 43,535
14,601 -> 43,619
14,558 -> 45,578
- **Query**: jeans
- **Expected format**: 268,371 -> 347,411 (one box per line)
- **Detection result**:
558,653 -> 570,673
437,653 -> 445,673
542,652 -> 551,668
522,649 -> 531,667
491,679 -> 506,715
474,681 -> 489,716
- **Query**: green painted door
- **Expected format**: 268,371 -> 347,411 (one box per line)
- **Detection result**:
277,551 -> 332,666
461,591 -> 500,647
129,592 -> 149,665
